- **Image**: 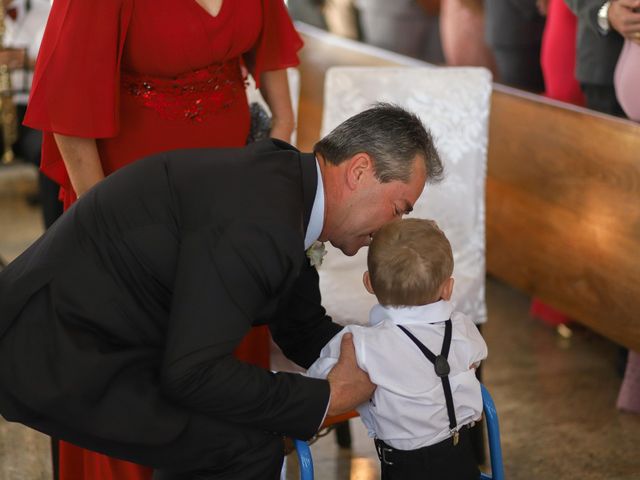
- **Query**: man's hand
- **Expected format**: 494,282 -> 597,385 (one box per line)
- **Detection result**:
326,333 -> 376,416
609,0 -> 640,44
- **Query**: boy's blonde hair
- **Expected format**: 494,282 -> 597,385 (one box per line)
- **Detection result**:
367,218 -> 453,307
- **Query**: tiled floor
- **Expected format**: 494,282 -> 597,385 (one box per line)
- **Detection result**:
1,163 -> 639,479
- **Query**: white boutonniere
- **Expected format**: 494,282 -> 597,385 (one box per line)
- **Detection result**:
306,241 -> 326,268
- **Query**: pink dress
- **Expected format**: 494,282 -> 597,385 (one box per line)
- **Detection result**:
614,40 -> 640,122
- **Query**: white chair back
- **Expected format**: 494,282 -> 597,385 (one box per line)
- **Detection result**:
318,66 -> 492,326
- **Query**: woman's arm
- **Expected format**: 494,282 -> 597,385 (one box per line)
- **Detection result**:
53,133 -> 104,198
259,69 -> 295,143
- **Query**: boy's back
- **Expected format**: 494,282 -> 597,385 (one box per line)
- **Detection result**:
307,218 -> 487,479
307,300 -> 487,449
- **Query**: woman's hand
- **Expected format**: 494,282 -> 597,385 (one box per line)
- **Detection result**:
269,116 -> 295,143
259,69 -> 296,144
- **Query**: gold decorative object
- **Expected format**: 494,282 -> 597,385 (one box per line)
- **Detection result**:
0,4 -> 18,165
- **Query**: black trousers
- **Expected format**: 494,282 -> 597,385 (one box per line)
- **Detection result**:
376,427 -> 479,480
493,45 -> 545,93
12,104 -> 63,228
581,84 -> 625,118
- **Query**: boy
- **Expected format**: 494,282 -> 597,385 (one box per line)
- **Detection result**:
307,218 -> 487,480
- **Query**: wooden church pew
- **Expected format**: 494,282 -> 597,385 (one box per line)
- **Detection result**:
295,24 -> 640,351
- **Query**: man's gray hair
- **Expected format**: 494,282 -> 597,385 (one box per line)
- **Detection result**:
313,103 -> 443,184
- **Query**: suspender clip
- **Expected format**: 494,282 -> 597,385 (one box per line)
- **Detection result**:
451,429 -> 460,446
434,354 -> 450,377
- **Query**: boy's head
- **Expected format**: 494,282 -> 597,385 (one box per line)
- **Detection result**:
364,218 -> 454,307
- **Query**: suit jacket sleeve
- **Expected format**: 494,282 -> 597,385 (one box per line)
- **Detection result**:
160,221 -> 329,440
269,262 -> 343,369
564,0 -> 600,32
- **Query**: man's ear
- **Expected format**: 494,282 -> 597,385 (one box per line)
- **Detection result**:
346,153 -> 373,190
363,271 -> 375,295
440,277 -> 454,301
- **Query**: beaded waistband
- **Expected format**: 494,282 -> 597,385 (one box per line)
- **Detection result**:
121,59 -> 246,122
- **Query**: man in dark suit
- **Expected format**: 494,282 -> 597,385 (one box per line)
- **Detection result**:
0,104 -> 442,479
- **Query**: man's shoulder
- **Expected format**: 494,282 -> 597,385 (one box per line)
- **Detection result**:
249,138 -> 300,154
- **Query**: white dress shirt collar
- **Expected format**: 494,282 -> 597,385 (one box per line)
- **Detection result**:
368,300 -> 454,327
303,157 -> 324,250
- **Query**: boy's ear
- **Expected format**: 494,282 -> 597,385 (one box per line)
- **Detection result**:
440,277 -> 454,301
363,271 -> 375,295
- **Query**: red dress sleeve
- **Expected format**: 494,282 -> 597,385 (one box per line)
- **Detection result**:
23,0 -> 133,206
244,0 -> 304,87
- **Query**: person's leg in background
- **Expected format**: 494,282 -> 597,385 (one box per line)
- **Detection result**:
14,105 -> 63,229
356,0 -> 444,64
323,0 -> 361,40
286,0 -> 328,30
439,0 -> 498,74
484,0 -> 546,92
581,84 -> 626,118
617,351 -> 640,413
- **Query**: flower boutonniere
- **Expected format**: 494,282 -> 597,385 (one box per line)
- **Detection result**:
306,241 -> 327,268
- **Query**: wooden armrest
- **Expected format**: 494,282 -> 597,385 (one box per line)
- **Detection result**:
321,410 -> 359,428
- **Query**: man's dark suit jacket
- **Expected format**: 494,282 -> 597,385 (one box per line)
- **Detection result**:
0,139 -> 342,469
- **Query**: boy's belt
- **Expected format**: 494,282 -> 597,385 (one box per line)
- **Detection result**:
374,424 -> 472,466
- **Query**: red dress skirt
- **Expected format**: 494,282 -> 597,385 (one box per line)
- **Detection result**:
24,1 -> 302,478
540,0 -> 584,106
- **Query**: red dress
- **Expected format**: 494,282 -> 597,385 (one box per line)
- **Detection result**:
24,1 -> 302,478
540,0 -> 584,106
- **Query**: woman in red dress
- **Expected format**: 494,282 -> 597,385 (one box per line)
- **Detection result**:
24,1 -> 302,478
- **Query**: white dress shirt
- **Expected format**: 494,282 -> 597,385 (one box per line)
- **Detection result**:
307,300 -> 487,450
303,157 -> 324,250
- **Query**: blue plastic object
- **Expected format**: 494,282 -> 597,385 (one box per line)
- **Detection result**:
294,438 -> 314,480
479,384 -> 505,480
294,383 -> 505,480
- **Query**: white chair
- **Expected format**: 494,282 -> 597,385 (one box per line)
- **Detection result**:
318,66 -> 492,327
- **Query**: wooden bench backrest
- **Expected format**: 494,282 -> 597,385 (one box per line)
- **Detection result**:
296,25 -> 640,351
487,87 -> 640,351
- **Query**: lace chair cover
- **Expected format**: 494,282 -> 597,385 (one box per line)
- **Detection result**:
318,66 -> 492,326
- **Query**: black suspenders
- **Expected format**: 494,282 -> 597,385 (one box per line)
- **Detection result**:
397,320 -> 460,445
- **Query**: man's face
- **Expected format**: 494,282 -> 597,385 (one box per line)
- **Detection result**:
323,155 -> 427,256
